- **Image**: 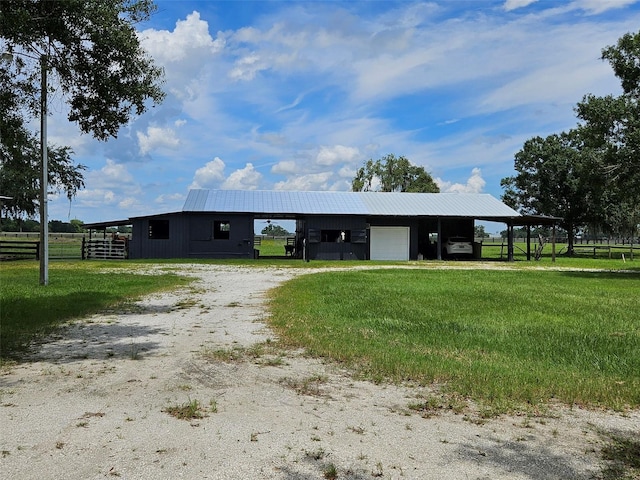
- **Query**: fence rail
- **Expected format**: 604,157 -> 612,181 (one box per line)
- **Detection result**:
82,238 -> 128,260
0,240 -> 40,260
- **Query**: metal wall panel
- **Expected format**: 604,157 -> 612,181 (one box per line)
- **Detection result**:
187,213 -> 254,258
130,213 -> 187,259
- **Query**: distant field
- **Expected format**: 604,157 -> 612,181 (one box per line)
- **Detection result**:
255,237 -> 290,257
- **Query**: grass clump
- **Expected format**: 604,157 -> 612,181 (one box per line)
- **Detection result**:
323,463 -> 338,479
0,261 -> 189,363
201,342 -> 286,366
268,268 -> 640,413
408,393 -> 468,417
163,398 -> 209,420
280,374 -> 329,397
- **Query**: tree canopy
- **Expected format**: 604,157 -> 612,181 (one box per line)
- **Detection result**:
352,154 -> 440,193
0,0 -> 165,220
0,0 -> 165,141
500,131 -> 603,253
0,122 -> 85,221
261,223 -> 290,236
502,30 -> 640,247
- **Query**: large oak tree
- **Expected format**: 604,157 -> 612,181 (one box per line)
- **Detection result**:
502,30 -> 640,247
500,131 -> 603,254
352,154 -> 439,193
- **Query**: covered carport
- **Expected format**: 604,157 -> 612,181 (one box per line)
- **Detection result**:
82,219 -> 133,260
84,219 -> 132,239
491,214 -> 562,262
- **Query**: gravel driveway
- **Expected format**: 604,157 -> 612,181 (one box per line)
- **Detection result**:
1,264 -> 637,479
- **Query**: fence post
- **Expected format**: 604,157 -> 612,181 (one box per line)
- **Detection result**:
81,236 -> 86,260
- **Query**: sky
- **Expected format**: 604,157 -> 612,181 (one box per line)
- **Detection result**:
39,0 -> 640,232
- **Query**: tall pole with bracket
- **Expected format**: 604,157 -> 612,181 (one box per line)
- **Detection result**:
39,54 -> 48,285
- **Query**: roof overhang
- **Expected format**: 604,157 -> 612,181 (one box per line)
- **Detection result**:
84,219 -> 132,230
474,214 -> 561,226
510,214 -> 563,226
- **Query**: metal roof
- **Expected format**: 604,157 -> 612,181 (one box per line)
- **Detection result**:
183,189 -> 521,219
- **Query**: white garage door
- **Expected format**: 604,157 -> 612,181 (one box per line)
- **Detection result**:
370,226 -> 410,260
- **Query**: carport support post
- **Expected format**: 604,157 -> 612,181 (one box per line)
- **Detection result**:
552,224 -> 556,263
507,224 -> 514,261
436,217 -> 442,260
526,225 -> 531,261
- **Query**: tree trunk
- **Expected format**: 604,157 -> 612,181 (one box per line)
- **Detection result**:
566,222 -> 575,255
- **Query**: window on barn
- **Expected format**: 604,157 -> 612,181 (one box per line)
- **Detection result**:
213,220 -> 231,240
351,229 -> 367,243
148,220 -> 170,239
320,229 -> 351,243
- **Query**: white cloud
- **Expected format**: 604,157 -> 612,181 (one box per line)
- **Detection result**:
274,172 -> 334,191
155,193 -> 185,204
328,179 -> 353,191
87,159 -> 136,189
503,0 -> 538,11
189,159 -> 263,191
137,126 -> 180,155
190,157 -> 226,189
573,0 -> 639,14
75,189 -> 118,208
138,10 -> 228,117
437,168 -> 486,194
118,197 -> 139,209
138,11 -> 224,63
221,163 -> 263,190
271,160 -> 298,175
71,159 -> 144,213
229,53 -> 265,81
338,166 -> 356,179
316,145 -> 360,166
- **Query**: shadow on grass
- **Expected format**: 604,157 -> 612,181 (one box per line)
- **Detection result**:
556,269 -> 640,280
0,290 -> 173,364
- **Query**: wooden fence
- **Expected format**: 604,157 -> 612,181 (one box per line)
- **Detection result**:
0,240 -> 40,260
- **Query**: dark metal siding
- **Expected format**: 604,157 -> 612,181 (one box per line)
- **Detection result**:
303,215 -> 368,260
129,213 -> 188,259
129,213 -> 254,259
187,213 -> 254,258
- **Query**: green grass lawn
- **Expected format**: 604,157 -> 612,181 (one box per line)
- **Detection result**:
269,268 -> 640,414
0,261 -> 190,363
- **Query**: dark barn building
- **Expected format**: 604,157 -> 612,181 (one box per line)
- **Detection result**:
119,189 -> 521,261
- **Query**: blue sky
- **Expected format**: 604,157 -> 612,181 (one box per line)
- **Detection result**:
42,0 -> 640,232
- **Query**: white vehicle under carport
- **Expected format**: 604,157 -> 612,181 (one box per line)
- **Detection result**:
443,237 -> 473,258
